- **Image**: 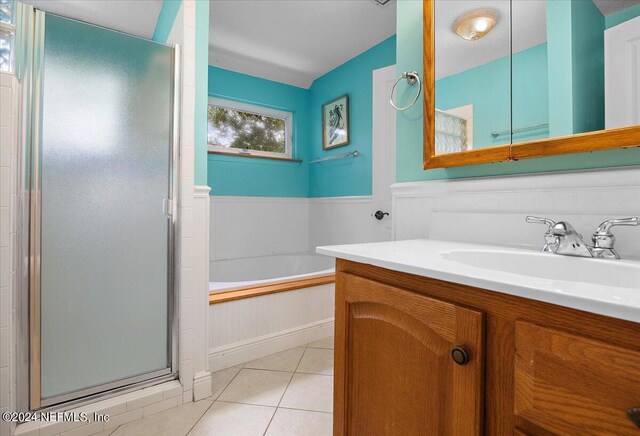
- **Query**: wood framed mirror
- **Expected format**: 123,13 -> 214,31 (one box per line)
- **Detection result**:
423,0 -> 640,169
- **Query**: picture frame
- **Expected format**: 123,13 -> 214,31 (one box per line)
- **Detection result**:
322,94 -> 350,150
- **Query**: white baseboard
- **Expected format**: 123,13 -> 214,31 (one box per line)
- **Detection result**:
193,371 -> 213,401
208,318 -> 335,372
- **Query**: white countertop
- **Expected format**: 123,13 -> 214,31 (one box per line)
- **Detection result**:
317,239 -> 640,323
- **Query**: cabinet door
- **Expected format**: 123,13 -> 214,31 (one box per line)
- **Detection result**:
334,273 -> 484,436
515,321 -> 640,435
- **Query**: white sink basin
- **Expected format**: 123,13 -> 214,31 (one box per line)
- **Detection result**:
442,249 -> 640,289
317,239 -> 640,322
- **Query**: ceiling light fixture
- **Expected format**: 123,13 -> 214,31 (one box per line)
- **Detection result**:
453,9 -> 498,41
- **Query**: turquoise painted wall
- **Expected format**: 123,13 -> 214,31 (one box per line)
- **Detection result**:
546,0 -> 574,137
195,0 -> 210,186
207,67 -> 310,197
151,0 -> 181,43
605,3 -> 640,29
512,44 -> 550,142
207,36 -> 396,197
435,43 -> 549,148
547,0 -> 604,136
570,0 -> 604,134
308,35 -> 396,197
151,0 -> 209,186
436,57 -> 509,148
396,0 -> 640,183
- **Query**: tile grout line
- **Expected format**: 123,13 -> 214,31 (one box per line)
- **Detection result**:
296,370 -> 333,376
209,399 -> 332,415
185,366 -> 245,436
239,366 -> 331,377
296,343 -> 334,377
277,406 -> 333,415
262,345 -> 308,435
214,399 -> 278,409
213,365 -> 246,402
184,400 -> 217,436
306,346 -> 332,350
169,400 -> 205,436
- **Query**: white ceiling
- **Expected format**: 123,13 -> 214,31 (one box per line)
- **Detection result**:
208,0 -> 397,89
23,0 -> 638,87
435,0 -> 547,79
436,0 -> 640,80
22,1 -> 163,40
593,0 -> 640,15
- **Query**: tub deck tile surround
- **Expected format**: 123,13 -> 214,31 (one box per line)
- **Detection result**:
209,273 -> 335,304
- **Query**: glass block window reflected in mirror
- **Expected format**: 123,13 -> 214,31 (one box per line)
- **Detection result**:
0,0 -> 15,73
435,110 -> 470,154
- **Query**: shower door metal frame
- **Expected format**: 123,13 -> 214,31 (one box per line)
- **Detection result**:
24,10 -> 180,410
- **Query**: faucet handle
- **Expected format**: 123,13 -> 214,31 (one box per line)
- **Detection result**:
526,216 -> 556,228
591,217 -> 639,257
526,216 -> 559,253
595,217 -> 639,235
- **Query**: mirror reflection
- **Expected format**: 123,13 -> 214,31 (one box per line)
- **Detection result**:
435,0 -> 512,154
434,0 -> 640,155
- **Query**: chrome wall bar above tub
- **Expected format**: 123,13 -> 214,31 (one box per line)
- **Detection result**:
309,150 -> 359,164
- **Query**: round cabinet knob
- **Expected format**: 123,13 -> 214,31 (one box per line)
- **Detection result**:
627,407 -> 640,428
451,346 -> 470,366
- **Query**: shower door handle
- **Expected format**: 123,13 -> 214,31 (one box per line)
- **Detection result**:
163,199 -> 173,216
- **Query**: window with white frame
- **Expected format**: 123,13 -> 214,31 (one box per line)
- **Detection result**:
207,97 -> 293,159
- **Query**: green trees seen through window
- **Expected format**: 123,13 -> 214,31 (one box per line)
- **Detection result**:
207,105 -> 286,153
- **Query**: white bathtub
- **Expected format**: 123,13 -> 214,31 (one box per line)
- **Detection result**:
208,251 -> 336,371
210,252 -> 335,292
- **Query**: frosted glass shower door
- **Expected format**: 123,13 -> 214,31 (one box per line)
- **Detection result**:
34,13 -> 176,407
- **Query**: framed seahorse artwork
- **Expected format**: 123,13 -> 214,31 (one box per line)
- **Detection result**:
322,94 -> 350,150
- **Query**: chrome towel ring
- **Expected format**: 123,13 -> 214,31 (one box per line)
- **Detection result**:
390,71 -> 421,111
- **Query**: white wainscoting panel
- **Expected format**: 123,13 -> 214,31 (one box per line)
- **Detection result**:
210,195 -> 387,260
309,196 -> 388,251
209,284 -> 335,371
210,196 -> 309,261
392,167 -> 640,260
192,186 -> 212,401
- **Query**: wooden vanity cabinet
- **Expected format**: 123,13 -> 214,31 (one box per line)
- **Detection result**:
334,259 -> 640,436
334,272 -> 484,435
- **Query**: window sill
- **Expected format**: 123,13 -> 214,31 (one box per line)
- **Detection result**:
209,273 -> 335,304
208,150 -> 303,163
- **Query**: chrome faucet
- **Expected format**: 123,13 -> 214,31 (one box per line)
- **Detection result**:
526,216 -> 639,260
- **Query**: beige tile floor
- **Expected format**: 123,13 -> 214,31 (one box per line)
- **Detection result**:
107,336 -> 334,436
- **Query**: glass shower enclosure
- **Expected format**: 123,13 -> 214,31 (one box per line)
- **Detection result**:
25,10 -> 178,409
